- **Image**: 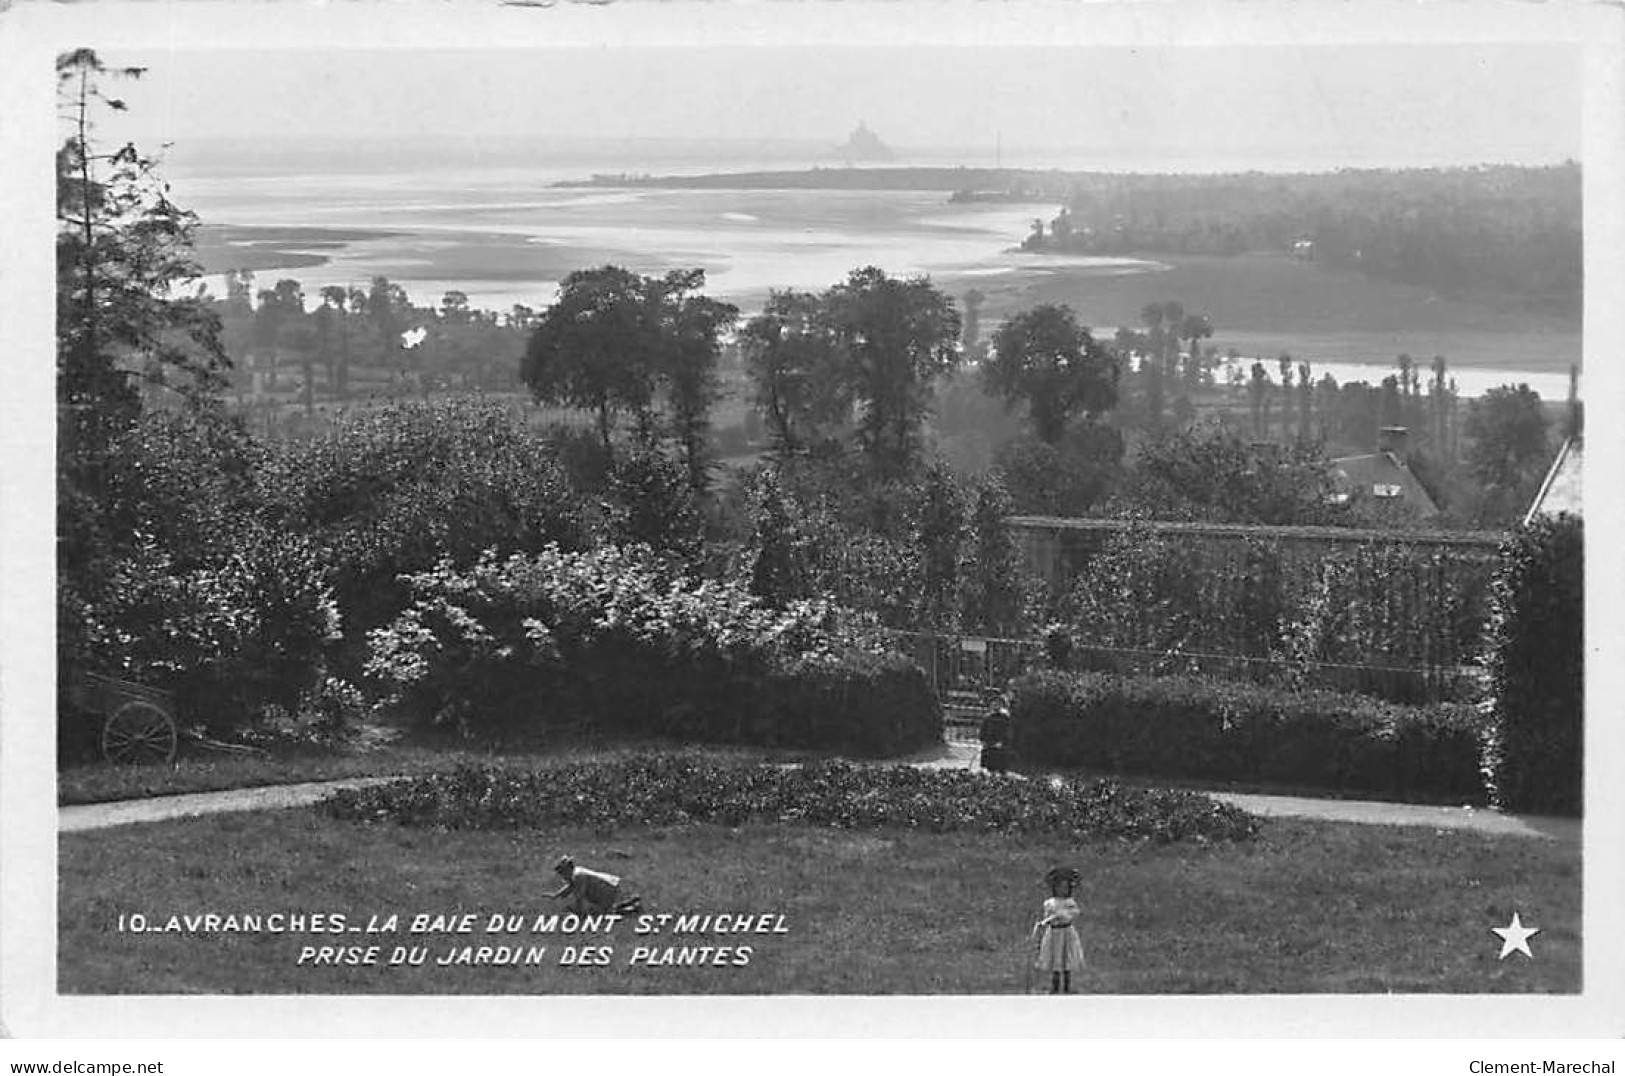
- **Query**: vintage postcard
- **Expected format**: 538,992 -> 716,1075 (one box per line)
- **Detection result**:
1,0 -> 1621,1045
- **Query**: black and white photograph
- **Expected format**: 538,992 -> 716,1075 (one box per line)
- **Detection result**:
1,0 -> 1622,1048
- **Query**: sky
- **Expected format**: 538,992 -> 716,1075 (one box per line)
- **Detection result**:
96,43 -> 1582,171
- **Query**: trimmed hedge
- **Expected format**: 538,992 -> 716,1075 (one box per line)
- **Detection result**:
744,651 -> 942,758
1481,514 -> 1583,815
1008,670 -> 1487,804
322,757 -> 1261,844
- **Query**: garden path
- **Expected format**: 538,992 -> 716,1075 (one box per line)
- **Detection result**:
60,748 -> 1581,844
889,741 -> 1582,843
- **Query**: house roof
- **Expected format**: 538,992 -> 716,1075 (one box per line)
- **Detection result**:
1328,452 -> 1441,519
1524,437 -> 1583,525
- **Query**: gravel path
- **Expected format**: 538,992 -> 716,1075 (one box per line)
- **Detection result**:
58,777 -> 399,834
59,747 -> 1581,845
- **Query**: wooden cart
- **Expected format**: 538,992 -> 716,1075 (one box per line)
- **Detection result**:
65,670 -> 180,766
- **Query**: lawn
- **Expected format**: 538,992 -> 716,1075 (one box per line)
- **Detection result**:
58,807 -> 1580,995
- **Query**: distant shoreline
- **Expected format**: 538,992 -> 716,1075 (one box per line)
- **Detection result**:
551,161 -> 1578,193
551,166 -> 1063,194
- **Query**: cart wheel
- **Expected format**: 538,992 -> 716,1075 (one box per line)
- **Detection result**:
102,701 -> 178,766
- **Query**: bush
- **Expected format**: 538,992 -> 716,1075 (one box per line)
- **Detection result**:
255,398 -> 591,637
322,757 -> 1260,844
1008,670 -> 1487,804
63,522 -> 342,734
748,651 -> 941,757
1480,514 -> 1583,815
365,546 -> 937,755
242,676 -> 373,750
58,409 -> 343,740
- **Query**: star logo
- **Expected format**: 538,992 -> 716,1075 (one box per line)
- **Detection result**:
1492,912 -> 1540,960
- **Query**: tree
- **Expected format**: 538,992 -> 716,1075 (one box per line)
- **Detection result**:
1464,384 -> 1550,493
741,290 -> 852,454
1378,374 -> 1403,429
983,304 -> 1119,444
1247,362 -> 1270,438
746,467 -> 807,606
57,48 -> 232,595
1431,355 -> 1451,457
367,276 -> 411,378
647,270 -> 738,493
961,476 -> 1025,637
913,463 -> 966,631
57,48 -> 229,419
824,267 -> 962,475
439,290 -> 471,325
994,424 -> 1123,517
313,285 -> 352,397
1179,312 -> 1213,389
1124,422 -> 1349,526
604,444 -> 703,563
961,288 -> 988,361
522,266 -> 661,453
1296,361 -> 1313,442
1276,352 -> 1294,439
523,266 -> 735,474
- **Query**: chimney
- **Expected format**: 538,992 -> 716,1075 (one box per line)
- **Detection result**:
1377,426 -> 1408,459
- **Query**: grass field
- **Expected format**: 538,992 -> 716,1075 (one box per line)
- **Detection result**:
58,807 -> 1580,995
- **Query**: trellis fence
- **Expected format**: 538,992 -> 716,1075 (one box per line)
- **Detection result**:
909,518 -> 1510,705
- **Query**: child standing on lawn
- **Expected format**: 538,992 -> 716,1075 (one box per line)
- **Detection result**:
1032,866 -> 1084,994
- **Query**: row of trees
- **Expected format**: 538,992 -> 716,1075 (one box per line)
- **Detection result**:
216,271 -> 532,408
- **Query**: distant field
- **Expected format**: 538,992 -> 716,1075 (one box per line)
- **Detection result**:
945,252 -> 1581,376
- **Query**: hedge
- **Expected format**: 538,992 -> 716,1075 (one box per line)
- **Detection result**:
742,651 -> 941,758
1480,514 -> 1583,815
1007,670 -> 1487,804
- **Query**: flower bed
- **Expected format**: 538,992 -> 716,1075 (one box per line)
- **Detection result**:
322,757 -> 1260,844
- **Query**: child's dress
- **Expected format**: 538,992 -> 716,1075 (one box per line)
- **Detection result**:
1035,896 -> 1085,972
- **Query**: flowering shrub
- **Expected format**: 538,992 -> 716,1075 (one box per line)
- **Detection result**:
322,757 -> 1260,844
245,676 -> 372,748
365,545 -> 938,754
1009,670 -> 1488,804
